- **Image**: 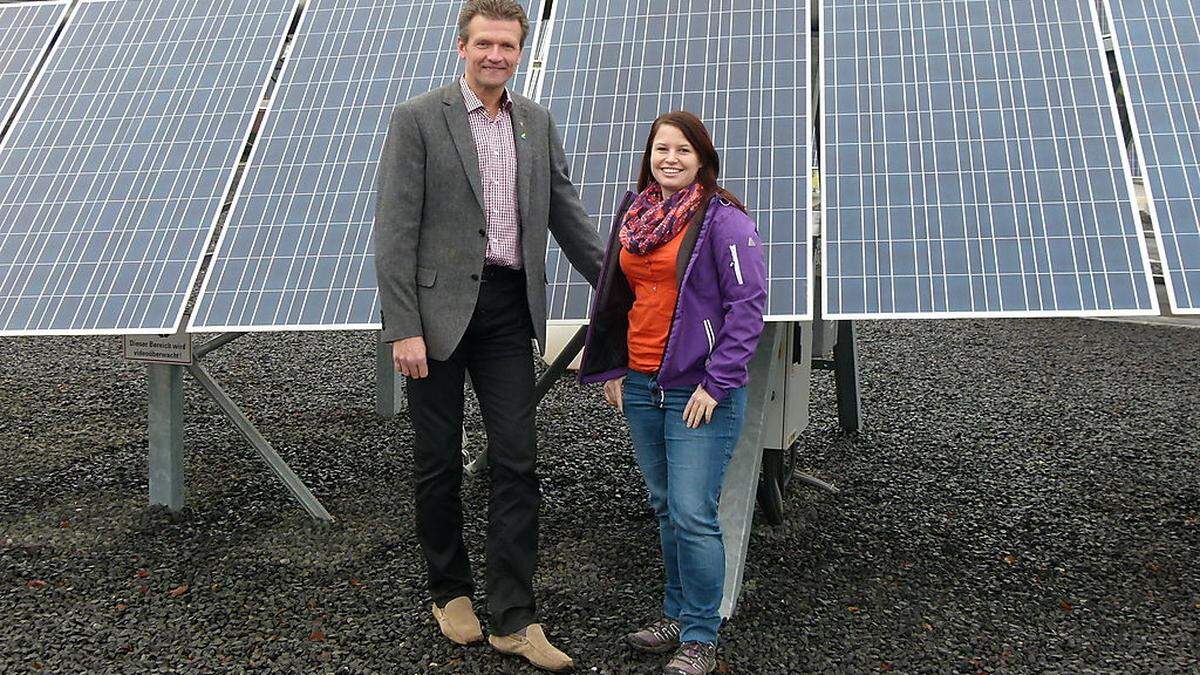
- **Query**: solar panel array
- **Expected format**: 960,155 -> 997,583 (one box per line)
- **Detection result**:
1107,0 -> 1200,314
0,1 -> 66,131
0,0 -> 1185,336
821,0 -> 1158,318
538,0 -> 812,322
190,0 -> 543,331
0,0 -> 296,335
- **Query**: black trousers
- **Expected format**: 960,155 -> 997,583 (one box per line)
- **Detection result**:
405,268 -> 539,635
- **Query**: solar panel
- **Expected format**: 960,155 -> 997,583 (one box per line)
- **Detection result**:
821,0 -> 1159,318
1106,0 -> 1200,314
0,0 -> 296,336
190,0 -> 544,332
0,1 -> 67,132
538,0 -> 812,323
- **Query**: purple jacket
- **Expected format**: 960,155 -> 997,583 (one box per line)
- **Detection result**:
578,191 -> 767,402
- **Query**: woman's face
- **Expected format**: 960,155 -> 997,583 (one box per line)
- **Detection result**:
650,124 -> 701,199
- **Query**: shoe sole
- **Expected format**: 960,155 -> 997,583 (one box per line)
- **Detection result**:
442,631 -> 484,646
489,638 -> 575,672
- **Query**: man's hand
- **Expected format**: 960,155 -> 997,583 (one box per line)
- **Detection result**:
393,336 -> 428,378
603,376 -> 625,413
683,384 -> 717,429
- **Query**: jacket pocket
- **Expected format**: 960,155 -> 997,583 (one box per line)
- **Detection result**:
416,265 -> 437,288
702,318 -> 716,354
728,244 -> 744,285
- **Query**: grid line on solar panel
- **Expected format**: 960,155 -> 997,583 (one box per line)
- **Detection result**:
820,0 -> 1158,318
189,0 -> 543,332
1106,0 -> 1200,314
0,0 -> 297,335
537,0 -> 812,323
0,1 -> 67,133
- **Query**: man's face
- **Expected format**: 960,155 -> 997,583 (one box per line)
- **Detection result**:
457,15 -> 523,91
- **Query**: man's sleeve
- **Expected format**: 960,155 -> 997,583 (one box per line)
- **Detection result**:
546,113 -> 604,287
373,104 -> 425,343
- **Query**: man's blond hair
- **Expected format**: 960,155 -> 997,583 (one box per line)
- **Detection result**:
457,0 -> 530,47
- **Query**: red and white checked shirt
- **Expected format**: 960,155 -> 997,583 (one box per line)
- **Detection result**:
460,77 -> 522,269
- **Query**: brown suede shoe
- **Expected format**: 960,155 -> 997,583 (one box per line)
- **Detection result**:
431,596 -> 483,645
488,623 -> 574,672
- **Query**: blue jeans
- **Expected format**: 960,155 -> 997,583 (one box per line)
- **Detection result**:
622,370 -> 747,644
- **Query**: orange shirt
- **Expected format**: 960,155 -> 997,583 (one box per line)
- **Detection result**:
620,227 -> 686,373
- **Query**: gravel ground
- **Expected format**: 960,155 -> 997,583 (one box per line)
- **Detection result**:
1,319 -> 1198,674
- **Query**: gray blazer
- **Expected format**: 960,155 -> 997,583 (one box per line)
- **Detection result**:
373,82 -> 603,361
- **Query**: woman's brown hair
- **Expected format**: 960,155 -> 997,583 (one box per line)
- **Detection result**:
636,111 -> 747,214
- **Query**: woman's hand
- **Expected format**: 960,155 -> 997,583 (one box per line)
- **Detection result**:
683,384 -> 717,428
603,376 -> 626,413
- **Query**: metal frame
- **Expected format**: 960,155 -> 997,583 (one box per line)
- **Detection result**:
719,323 -> 784,617
145,331 -> 333,522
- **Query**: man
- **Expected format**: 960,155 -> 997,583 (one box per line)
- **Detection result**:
373,0 -> 603,671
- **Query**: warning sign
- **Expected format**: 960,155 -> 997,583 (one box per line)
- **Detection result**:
123,333 -> 193,365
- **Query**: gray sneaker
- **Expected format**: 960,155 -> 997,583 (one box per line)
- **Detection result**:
663,641 -> 717,675
624,618 -> 681,654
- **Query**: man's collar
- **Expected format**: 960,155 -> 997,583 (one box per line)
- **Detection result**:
460,76 -> 512,114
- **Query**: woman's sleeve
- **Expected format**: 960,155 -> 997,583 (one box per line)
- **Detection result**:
701,211 -> 768,401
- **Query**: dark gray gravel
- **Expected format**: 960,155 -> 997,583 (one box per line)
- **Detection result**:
1,319 -> 1198,673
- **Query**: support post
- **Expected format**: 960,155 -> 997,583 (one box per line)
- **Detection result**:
719,322 -> 783,618
187,362 -> 334,522
375,335 -> 402,418
834,320 -> 862,433
147,363 -> 186,511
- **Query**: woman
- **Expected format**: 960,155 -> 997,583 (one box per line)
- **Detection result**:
578,111 -> 767,674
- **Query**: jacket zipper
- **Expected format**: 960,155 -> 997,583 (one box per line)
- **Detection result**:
729,244 -> 744,285
660,203 -> 719,378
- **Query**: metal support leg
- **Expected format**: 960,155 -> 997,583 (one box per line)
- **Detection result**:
187,362 -> 334,522
193,332 -> 245,359
375,335 -> 402,418
147,363 -> 185,511
834,320 -> 862,433
719,323 -> 784,618
532,325 -> 587,406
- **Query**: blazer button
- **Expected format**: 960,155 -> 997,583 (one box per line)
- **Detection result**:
478,229 -> 486,236
470,274 -> 480,281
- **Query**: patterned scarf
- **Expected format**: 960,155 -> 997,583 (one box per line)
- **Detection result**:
619,182 -> 704,256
